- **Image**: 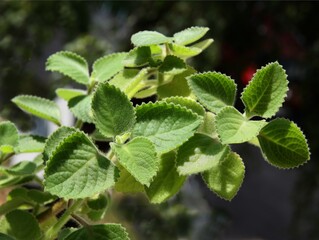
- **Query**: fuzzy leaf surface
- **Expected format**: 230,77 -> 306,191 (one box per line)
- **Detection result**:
241,62 -> 288,118
131,30 -> 172,46
12,95 -> 61,125
202,151 -> 245,200
114,167 -> 144,193
65,224 -> 129,240
257,118 -> 310,168
0,121 -> 18,149
44,131 -> 117,199
56,88 -> 86,101
2,161 -> 36,176
15,135 -> 46,153
188,72 -> 237,113
190,39 -> 214,51
168,44 -> 202,58
46,51 -> 89,85
158,55 -> 186,75
92,83 -> 135,138
91,53 -> 127,82
197,112 -> 218,138
173,26 -> 209,45
132,102 -> 202,154
68,95 -> 93,123
176,133 -> 230,175
146,151 -> 186,203
112,137 -> 159,186
216,106 -> 266,144
123,46 -> 151,67
162,96 -> 205,116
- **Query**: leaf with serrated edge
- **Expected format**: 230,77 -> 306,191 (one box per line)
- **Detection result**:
162,96 -> 205,116
0,121 -> 19,148
43,127 -> 77,163
112,137 -> 159,186
91,52 -> 127,82
12,95 -> 61,126
3,161 -> 36,176
46,51 -> 89,85
241,62 -> 288,118
168,43 -> 202,59
197,112 -> 218,138
146,151 -> 186,204
56,88 -> 86,101
131,30 -> 172,46
187,72 -> 237,113
216,106 -> 266,144
115,166 -> 144,193
176,133 -> 230,175
92,83 -> 135,138
202,151 -> 245,201
68,95 -> 93,123
0,210 -> 41,240
123,46 -> 151,67
257,118 -> 310,169
159,55 -> 186,75
15,135 -> 46,153
64,224 -> 130,240
132,102 -> 202,154
190,39 -> 214,51
44,131 -> 118,199
173,26 -> 209,45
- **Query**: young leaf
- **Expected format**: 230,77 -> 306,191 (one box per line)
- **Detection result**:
68,95 -> 93,123
173,26 -> 209,45
216,106 -> 267,144
257,118 -> 310,169
15,135 -> 46,153
111,137 -> 159,186
146,151 -> 186,204
202,151 -> 245,201
46,51 -> 89,85
64,224 -> 129,240
162,96 -> 205,116
43,126 -> 77,163
114,167 -> 144,193
123,46 -> 151,67
132,102 -> 202,154
0,121 -> 18,150
0,210 -> 41,240
56,88 -> 86,101
157,66 -> 196,98
92,83 -> 135,138
2,161 -> 36,176
241,62 -> 288,118
0,175 -> 34,189
197,112 -> 218,138
158,55 -> 187,75
176,133 -> 230,175
131,30 -> 172,46
168,43 -> 202,59
91,52 -> 127,82
44,131 -> 118,199
12,95 -> 61,126
190,39 -> 214,51
188,72 -> 237,113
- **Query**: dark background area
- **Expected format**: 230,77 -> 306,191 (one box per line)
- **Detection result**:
1,2 -> 319,240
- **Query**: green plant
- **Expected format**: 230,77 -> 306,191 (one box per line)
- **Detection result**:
0,26 -> 310,239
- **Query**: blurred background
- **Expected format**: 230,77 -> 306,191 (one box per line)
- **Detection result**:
1,1 -> 319,240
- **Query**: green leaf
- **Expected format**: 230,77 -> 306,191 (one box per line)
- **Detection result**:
202,151 -> 245,200
123,46 -> 151,67
46,51 -> 89,85
197,112 -> 218,138
91,53 -> 127,82
68,95 -> 93,123
216,106 -> 267,144
109,68 -> 148,99
114,167 -> 144,193
190,39 -> 214,51
241,62 -> 288,118
0,233 -> 15,240
158,55 -> 187,75
56,88 -> 86,101
92,83 -> 135,138
58,228 -> 77,240
157,66 -> 195,98
85,194 -> 109,221
146,151 -> 186,204
187,72 -> 237,113
64,224 -> 129,240
131,30 -> 172,46
112,137 -> 159,186
15,135 -> 46,153
134,86 -> 157,99
173,26 -> 209,45
176,133 -> 230,175
257,118 -> 310,169
43,127 -> 77,163
3,161 -> 36,176
162,96 -> 205,116
44,131 -> 118,199
0,210 -> 41,240
0,175 -> 34,189
27,189 -> 55,204
132,102 -> 202,154
12,95 -> 61,126
168,43 -> 202,58
0,121 -> 19,152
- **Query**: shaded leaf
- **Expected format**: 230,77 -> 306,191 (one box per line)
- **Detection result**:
68,95 -> 93,123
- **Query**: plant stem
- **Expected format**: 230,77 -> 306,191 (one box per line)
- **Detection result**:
44,199 -> 83,240
71,213 -> 89,226
74,119 -> 83,129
